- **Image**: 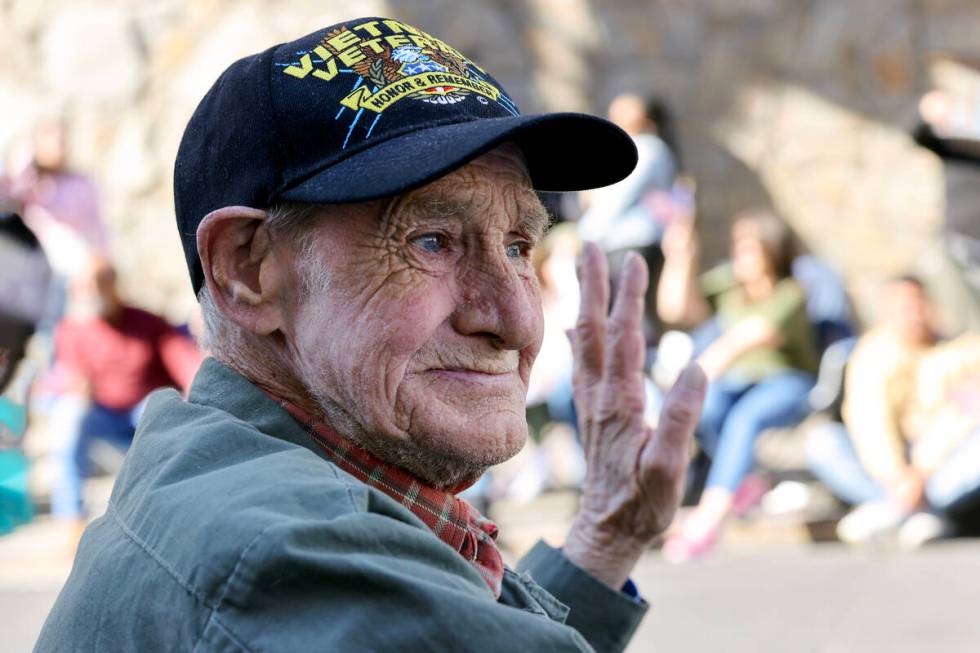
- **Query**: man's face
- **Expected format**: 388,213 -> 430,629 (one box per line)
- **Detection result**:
283,145 -> 547,486
68,257 -> 120,319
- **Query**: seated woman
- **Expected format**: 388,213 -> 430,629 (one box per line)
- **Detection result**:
657,207 -> 818,560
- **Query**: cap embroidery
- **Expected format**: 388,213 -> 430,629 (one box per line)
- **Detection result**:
276,19 -> 517,148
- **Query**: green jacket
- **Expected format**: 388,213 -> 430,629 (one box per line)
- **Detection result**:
37,359 -> 646,652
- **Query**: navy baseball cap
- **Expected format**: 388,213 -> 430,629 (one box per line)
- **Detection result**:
175,17 -> 638,294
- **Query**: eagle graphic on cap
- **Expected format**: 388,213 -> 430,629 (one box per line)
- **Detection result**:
349,40 -> 472,104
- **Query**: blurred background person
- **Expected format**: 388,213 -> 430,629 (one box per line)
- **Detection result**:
915,87 -> 980,329
1,118 -> 111,402
901,333 -> 980,545
2,119 -> 108,278
805,277 -> 935,543
577,92 -> 681,344
806,278 -> 980,547
0,212 -> 50,534
47,256 -> 202,536
0,212 -> 50,393
657,207 -> 818,561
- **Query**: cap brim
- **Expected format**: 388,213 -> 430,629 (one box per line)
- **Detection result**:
277,113 -> 637,204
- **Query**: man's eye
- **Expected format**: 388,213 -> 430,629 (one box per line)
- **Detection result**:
411,234 -> 449,254
506,242 -> 532,258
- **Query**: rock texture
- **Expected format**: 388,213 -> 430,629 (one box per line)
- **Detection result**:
1,1 -> 978,329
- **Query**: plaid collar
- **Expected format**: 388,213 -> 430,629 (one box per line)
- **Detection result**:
273,397 -> 504,598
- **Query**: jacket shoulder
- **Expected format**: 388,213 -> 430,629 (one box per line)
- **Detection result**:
94,389 -> 428,607
41,388 -> 593,652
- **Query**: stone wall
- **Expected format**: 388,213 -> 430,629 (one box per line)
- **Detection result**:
581,0 -> 980,330
2,0 -> 978,329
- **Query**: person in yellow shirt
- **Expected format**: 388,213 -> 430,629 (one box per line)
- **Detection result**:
807,277 -> 980,547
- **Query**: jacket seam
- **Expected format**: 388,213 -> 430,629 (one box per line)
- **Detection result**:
110,501 -> 280,653
193,490 -> 360,652
108,503 -> 214,609
106,453 -> 364,611
193,611 -> 256,653
199,526 -> 279,652
213,523 -> 279,608
345,484 -> 362,512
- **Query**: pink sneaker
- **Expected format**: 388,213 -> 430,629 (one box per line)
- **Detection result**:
732,474 -> 770,518
662,528 -> 717,564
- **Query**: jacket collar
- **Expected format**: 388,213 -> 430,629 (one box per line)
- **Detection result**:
187,357 -> 330,463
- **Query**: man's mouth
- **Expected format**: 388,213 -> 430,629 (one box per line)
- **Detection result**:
424,367 -> 519,386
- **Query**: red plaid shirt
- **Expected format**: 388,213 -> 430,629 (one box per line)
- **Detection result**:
274,399 -> 505,598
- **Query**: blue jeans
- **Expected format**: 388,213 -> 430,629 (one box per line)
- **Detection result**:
52,398 -> 144,519
807,421 -> 980,513
697,371 -> 815,492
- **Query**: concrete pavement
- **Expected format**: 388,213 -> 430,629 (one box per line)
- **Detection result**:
629,541 -> 980,652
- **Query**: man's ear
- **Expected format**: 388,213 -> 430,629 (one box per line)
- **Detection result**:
196,206 -> 286,336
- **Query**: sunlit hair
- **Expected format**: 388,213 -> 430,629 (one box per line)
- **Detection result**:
731,207 -> 797,280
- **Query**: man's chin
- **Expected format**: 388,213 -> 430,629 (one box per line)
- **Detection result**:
386,409 -> 526,487
415,410 -> 526,459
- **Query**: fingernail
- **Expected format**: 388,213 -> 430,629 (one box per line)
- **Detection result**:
679,364 -> 706,392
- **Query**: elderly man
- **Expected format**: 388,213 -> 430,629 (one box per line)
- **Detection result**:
38,18 -> 704,652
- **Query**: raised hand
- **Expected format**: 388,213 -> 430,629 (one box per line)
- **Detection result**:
660,215 -> 700,263
563,243 -> 706,589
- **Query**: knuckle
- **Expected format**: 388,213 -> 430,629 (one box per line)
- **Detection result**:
596,387 -> 644,421
605,319 -> 626,342
571,368 -> 588,389
573,326 -> 601,351
661,399 -> 696,428
606,320 -> 643,354
575,314 -> 600,331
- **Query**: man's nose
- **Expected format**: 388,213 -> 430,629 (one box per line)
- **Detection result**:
451,252 -> 541,351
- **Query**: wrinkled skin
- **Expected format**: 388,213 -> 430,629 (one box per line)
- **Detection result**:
202,144 -> 706,590
564,243 -> 706,587
282,146 -> 548,488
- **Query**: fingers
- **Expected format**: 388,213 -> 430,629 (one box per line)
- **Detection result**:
603,252 -> 648,386
644,363 -> 706,466
572,243 -> 609,388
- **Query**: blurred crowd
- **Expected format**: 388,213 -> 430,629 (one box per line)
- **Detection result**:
2,89 -> 980,562
1,121 -> 204,544
478,89 -> 980,561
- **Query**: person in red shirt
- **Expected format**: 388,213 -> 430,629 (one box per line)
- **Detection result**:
51,257 -> 202,522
